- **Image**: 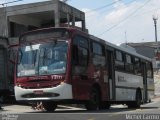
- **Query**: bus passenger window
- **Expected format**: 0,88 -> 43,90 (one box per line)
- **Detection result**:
146,62 -> 153,78
92,42 -> 103,55
115,50 -> 124,71
125,54 -> 134,73
134,58 -> 142,76
91,42 -> 105,67
72,35 -> 89,74
78,47 -> 88,66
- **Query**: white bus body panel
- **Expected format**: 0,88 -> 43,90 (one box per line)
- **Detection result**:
15,83 -> 73,101
115,71 -> 143,101
147,78 -> 154,100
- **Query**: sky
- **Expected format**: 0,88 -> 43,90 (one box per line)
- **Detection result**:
0,0 -> 160,45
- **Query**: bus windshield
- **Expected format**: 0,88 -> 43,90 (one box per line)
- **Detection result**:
17,41 -> 68,77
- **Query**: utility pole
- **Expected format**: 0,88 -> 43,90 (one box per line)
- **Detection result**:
153,15 -> 159,68
153,15 -> 158,53
125,31 -> 127,45
153,15 -> 158,43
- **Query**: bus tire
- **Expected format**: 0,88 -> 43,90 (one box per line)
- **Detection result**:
85,88 -> 100,111
99,102 -> 110,110
42,101 -> 57,111
135,90 -> 141,108
128,90 -> 141,108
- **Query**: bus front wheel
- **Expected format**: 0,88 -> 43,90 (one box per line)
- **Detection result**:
85,88 -> 100,111
42,101 -> 57,111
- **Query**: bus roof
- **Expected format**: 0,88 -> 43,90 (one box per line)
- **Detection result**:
89,35 -> 152,62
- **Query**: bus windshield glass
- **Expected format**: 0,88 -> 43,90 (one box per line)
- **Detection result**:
17,41 -> 68,77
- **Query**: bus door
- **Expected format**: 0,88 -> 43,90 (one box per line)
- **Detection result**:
142,62 -> 148,102
107,50 -> 115,100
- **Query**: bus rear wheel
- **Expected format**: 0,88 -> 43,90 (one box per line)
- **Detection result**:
99,102 -> 110,110
128,91 -> 141,108
85,88 -> 100,111
42,101 -> 57,111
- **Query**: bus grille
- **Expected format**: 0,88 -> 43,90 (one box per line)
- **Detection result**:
21,93 -> 59,98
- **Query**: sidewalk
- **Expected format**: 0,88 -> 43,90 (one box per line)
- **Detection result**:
153,94 -> 160,99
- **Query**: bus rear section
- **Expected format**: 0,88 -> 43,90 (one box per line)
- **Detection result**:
113,49 -> 154,107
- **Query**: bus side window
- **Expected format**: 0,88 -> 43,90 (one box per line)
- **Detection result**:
125,54 -> 134,73
78,47 -> 88,66
134,58 -> 142,76
146,62 -> 153,78
72,45 -> 79,65
115,50 -> 125,71
72,35 -> 89,74
91,42 -> 105,67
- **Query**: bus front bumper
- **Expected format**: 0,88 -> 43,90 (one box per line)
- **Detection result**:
15,83 -> 73,101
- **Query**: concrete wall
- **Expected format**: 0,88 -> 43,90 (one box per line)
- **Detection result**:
6,0 -> 58,16
0,8 -> 8,37
9,15 -> 41,27
0,0 -> 86,38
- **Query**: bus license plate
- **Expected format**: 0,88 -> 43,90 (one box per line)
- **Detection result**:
33,90 -> 44,95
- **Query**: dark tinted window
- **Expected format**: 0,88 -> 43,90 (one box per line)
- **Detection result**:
73,36 -> 88,48
126,54 -> 132,64
115,51 -> 123,61
146,62 -> 153,78
78,47 -> 88,66
115,50 -> 124,71
92,42 -> 103,55
134,58 -> 142,76
125,54 -> 134,73
73,35 -> 89,66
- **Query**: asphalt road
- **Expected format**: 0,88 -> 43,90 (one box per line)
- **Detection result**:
0,97 -> 160,120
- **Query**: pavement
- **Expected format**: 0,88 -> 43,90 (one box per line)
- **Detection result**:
0,96 -> 160,120
0,95 -> 160,113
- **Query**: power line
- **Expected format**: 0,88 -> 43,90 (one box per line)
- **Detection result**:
0,0 -> 23,6
98,0 -> 151,37
132,7 -> 160,18
87,0 -> 139,18
86,0 -> 122,13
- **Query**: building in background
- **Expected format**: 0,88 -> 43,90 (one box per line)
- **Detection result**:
127,42 -> 160,70
0,0 -> 86,45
